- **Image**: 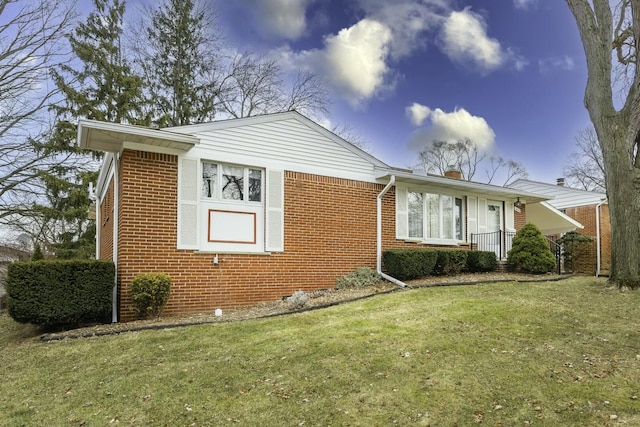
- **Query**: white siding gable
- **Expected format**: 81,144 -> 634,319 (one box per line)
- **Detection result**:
183,116 -> 381,183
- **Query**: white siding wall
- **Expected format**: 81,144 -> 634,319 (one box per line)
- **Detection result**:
188,118 -> 377,182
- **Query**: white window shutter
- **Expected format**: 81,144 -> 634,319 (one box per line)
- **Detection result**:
505,202 -> 515,231
177,158 -> 199,249
477,198 -> 488,233
396,187 -> 408,239
467,196 -> 477,240
266,169 -> 284,252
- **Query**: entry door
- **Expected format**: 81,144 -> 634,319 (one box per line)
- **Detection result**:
487,201 -> 502,258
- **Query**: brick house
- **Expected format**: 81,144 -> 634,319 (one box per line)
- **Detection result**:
510,179 -> 609,276
78,111 -> 574,322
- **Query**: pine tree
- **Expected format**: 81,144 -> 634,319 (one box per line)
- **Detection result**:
38,0 -> 146,259
138,0 -> 220,127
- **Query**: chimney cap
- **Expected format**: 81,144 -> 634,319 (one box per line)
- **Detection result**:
557,177 -> 565,186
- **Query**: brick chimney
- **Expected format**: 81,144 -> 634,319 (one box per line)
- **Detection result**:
557,177 -> 565,187
444,166 -> 462,180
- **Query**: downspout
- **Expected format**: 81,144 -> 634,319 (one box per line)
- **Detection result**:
595,198 -> 606,277
112,153 -> 120,323
377,176 -> 407,288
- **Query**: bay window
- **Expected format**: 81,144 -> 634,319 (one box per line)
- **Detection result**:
408,191 -> 464,242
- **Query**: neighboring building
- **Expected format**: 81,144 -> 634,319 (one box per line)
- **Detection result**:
0,245 -> 30,308
78,111 -> 571,322
510,178 -> 609,276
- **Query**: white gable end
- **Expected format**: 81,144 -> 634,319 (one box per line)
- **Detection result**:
184,116 -> 381,182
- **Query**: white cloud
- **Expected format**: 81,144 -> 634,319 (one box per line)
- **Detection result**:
408,106 -> 496,152
440,8 -> 504,72
538,55 -> 575,74
355,0 -> 448,59
241,0 -> 310,40
406,102 -> 432,126
313,19 -> 393,106
514,0 -> 536,10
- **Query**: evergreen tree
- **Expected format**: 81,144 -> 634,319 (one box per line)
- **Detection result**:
138,0 -> 220,127
38,0 -> 146,259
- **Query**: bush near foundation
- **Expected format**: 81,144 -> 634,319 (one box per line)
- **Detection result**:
433,250 -> 469,275
466,251 -> 498,272
507,223 -> 556,274
382,249 -> 438,280
131,273 -> 172,319
336,267 -> 382,289
7,260 -> 114,326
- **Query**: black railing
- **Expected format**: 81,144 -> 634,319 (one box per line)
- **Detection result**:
470,230 -> 563,274
470,230 -> 515,260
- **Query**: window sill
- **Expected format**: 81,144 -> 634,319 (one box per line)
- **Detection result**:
419,239 -> 461,246
193,250 -> 272,256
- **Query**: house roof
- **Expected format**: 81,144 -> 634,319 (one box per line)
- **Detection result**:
165,111 -> 390,169
509,179 -> 607,209
375,169 -> 549,203
526,201 -> 583,235
77,119 -> 199,153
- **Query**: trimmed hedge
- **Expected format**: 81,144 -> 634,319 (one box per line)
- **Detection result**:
382,249 -> 438,280
433,250 -> 468,275
7,260 -> 114,326
466,251 -> 498,272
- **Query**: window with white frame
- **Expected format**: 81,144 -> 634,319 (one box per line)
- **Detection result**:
408,191 -> 464,241
202,162 -> 263,203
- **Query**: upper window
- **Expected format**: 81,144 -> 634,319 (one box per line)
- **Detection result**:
408,191 -> 463,241
202,162 -> 263,203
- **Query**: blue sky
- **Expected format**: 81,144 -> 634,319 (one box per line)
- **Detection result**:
212,0 -> 590,183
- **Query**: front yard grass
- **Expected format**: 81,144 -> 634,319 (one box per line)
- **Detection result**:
1,276 -> 639,426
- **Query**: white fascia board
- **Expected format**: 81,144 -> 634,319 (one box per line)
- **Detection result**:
376,170 -> 549,202
78,119 -> 199,153
95,153 -> 115,199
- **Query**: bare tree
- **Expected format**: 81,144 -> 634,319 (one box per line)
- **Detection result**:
484,156 -> 528,186
331,122 -> 370,151
0,0 -> 75,225
416,139 -> 486,181
219,52 -> 330,119
563,126 -> 606,191
566,0 -> 640,287
416,139 -> 527,186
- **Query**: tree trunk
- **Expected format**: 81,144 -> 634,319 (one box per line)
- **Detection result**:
566,0 -> 640,288
597,119 -> 640,288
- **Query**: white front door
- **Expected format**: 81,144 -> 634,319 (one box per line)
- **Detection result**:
487,201 -> 502,258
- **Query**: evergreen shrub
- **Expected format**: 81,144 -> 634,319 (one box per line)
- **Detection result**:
433,250 -> 468,275
336,267 -> 382,289
131,273 -> 172,319
507,223 -> 556,274
7,260 -> 114,326
466,251 -> 498,272
382,249 -> 438,280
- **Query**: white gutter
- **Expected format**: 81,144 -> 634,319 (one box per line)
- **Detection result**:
376,176 -> 407,288
112,153 -> 120,323
595,198 -> 607,277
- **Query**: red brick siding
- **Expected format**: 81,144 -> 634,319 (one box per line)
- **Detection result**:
562,204 -> 611,275
514,204 -> 526,231
114,150 -> 427,320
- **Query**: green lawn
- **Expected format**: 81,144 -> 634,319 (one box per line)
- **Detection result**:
1,276 -> 639,426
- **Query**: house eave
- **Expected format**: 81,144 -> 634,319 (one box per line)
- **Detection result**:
77,119 -> 199,153
376,170 -> 549,203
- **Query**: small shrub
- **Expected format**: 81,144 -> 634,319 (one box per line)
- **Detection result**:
507,223 -> 556,274
556,231 -> 593,273
31,245 -> 44,261
466,251 -> 498,272
131,273 -> 172,319
336,267 -> 381,289
382,249 -> 438,280
286,290 -> 310,309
